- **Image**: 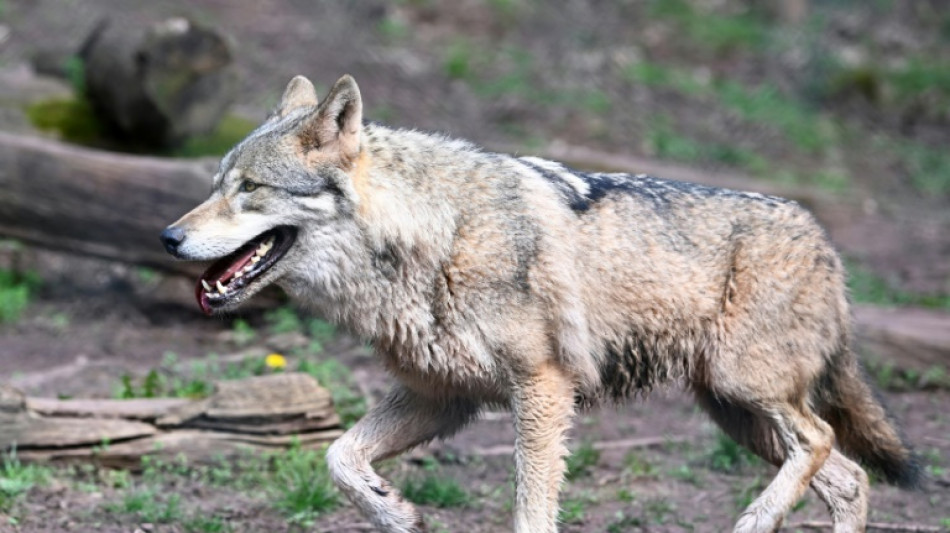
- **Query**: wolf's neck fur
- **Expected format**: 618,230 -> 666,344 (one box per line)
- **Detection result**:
293,124 -> 500,386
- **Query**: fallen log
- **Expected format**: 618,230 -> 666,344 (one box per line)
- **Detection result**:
1,373 -> 344,468
0,130 -> 213,275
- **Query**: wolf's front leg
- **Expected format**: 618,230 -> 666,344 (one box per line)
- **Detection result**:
327,384 -> 480,533
511,361 -> 576,533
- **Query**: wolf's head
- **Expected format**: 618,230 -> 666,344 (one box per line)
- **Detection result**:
161,75 -> 365,315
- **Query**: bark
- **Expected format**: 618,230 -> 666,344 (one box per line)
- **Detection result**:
0,130 -> 213,275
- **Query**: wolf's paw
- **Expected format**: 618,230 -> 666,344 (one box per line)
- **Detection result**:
733,508 -> 783,533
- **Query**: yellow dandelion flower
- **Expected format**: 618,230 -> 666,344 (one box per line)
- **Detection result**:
265,353 -> 287,369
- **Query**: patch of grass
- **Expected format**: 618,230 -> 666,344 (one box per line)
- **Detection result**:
444,40 -> 473,80
900,142 -> 950,197
230,318 -> 257,346
623,62 -> 707,95
643,497 -> 676,525
623,451 -> 656,477
607,511 -> 645,532
714,80 -> 835,154
669,464 -> 701,485
377,15 -> 409,42
183,514 -> 232,533
565,441 -> 600,481
270,443 -> 339,523
106,487 -> 182,523
846,260 -> 950,310
558,495 -> 590,524
0,269 -> 40,324
401,473 -> 468,508
265,306 -> 303,334
866,359 -> 950,391
648,0 -> 767,56
0,448 -> 50,513
644,117 -> 770,175
734,476 -> 765,511
297,357 -> 367,427
708,432 -> 761,472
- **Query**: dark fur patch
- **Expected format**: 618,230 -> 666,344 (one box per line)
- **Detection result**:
371,242 -> 401,280
597,332 -> 692,401
516,157 -> 791,213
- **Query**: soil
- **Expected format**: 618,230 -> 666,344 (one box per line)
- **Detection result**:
1,1 -> 949,532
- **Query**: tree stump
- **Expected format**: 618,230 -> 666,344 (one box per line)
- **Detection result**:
80,17 -> 238,148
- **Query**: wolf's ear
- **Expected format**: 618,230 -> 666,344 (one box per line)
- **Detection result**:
299,75 -> 363,165
278,75 -> 319,117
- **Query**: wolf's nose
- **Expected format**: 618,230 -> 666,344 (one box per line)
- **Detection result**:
160,226 -> 186,256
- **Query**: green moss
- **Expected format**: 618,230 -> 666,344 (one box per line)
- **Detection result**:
26,97 -> 255,158
25,99 -> 105,146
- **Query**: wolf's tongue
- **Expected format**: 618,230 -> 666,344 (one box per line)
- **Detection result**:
219,246 -> 259,283
194,246 -> 261,315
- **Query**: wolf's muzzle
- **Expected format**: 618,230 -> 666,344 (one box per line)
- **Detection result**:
160,226 -> 186,257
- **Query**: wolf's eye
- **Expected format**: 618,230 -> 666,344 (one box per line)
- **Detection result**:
240,181 -> 259,193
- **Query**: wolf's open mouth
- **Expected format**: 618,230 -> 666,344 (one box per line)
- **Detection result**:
195,226 -> 297,315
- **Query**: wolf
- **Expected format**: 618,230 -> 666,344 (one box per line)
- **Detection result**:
161,74 -> 918,532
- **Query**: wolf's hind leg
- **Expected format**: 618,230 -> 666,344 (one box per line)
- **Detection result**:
511,361 -> 575,533
697,393 -> 868,532
810,450 -> 869,532
326,384 -> 480,533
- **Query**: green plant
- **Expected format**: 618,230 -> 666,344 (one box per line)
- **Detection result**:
401,473 -> 468,508
106,487 -> 182,523
265,306 -> 303,334
709,432 -> 760,472
901,142 -> 950,196
644,497 -> 676,524
714,80 -> 835,154
557,495 -> 589,524
444,41 -> 473,80
669,464 -> 701,485
0,448 -> 49,513
734,476 -> 765,511
623,451 -> 655,477
0,269 -> 40,324
298,358 -> 367,427
565,441 -> 600,481
648,0 -> 767,55
270,443 -> 339,521
846,260 -> 950,310
184,514 -> 232,533
607,511 -> 645,532
231,318 -> 256,345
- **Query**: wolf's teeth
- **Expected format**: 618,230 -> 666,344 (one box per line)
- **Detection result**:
243,264 -> 254,273
201,280 -> 212,292
251,256 -> 260,264
234,271 -> 243,278
216,280 -> 227,293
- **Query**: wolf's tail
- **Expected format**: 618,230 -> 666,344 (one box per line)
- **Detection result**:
816,348 -> 921,488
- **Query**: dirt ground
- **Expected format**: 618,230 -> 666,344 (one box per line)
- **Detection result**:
1,255 -> 948,532
1,1 -> 949,532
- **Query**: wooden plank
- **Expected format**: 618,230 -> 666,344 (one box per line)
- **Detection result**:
26,397 -> 191,420
0,416 -> 157,449
15,428 -> 344,469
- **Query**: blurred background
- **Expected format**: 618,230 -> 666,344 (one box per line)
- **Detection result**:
0,1 -> 947,531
